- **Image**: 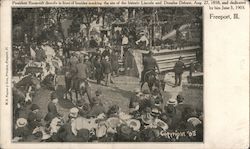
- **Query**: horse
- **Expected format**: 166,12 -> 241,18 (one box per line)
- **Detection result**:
13,74 -> 41,119
15,74 -> 41,92
140,70 -> 161,92
42,73 -> 58,91
68,78 -> 91,105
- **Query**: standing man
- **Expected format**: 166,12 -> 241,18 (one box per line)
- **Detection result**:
136,32 -> 149,50
102,56 -> 113,86
121,34 -> 129,59
110,50 -> 119,77
173,56 -> 186,86
94,56 -> 103,84
63,58 -> 72,99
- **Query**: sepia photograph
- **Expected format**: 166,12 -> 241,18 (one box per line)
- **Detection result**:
11,7 -> 203,142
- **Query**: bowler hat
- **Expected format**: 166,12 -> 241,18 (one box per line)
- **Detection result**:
30,104 -> 40,111
176,94 -> 184,103
95,89 -> 102,96
50,92 -> 58,100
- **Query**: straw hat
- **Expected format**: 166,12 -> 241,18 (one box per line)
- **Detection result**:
96,125 -> 107,138
187,117 -> 202,127
69,107 -> 79,118
166,98 -> 177,106
16,118 -> 28,128
106,117 -> 122,128
151,108 -> 161,117
126,119 -> 141,131
119,112 -> 132,120
141,113 -> 154,125
155,118 -> 169,131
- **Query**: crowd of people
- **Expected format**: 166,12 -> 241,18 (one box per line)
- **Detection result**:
13,86 -> 203,142
12,32 -> 203,142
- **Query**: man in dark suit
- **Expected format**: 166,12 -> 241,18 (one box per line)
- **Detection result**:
174,56 -> 186,86
102,56 -> 113,86
44,92 -> 59,124
175,94 -> 194,121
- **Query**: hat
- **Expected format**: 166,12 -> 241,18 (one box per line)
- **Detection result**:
126,119 -> 141,131
155,118 -> 169,131
76,100 -> 84,107
148,50 -> 154,55
69,107 -> 79,118
30,104 -> 40,111
91,96 -> 100,105
16,118 -> 28,128
145,107 -> 152,113
106,117 -> 122,128
119,112 -> 132,120
72,117 -> 96,135
108,105 -> 120,115
50,92 -> 57,100
77,128 -> 90,141
142,89 -> 150,94
141,113 -> 154,125
104,56 -> 109,60
134,88 -> 141,93
96,125 -> 107,138
166,98 -> 177,106
176,94 -> 184,103
151,108 -> 161,117
84,55 -> 89,60
120,124 -> 132,135
154,97 -> 162,107
95,89 -> 102,96
139,31 -> 146,35
187,117 -> 202,127
152,88 -> 159,95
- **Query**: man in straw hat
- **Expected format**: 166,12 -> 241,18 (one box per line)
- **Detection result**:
14,118 -> 31,141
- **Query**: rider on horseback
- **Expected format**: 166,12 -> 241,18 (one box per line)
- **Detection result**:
69,56 -> 91,102
71,57 -> 89,90
140,51 -> 160,83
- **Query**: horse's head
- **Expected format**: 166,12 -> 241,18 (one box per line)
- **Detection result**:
29,75 -> 41,90
147,71 -> 157,82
